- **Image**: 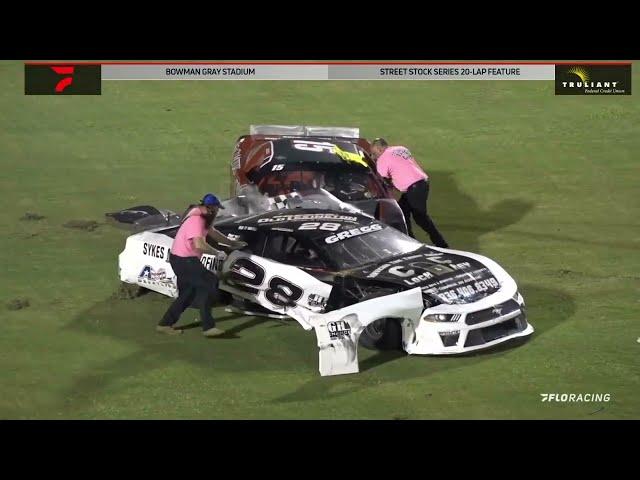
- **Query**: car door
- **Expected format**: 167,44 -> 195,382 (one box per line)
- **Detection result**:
219,233 -> 333,330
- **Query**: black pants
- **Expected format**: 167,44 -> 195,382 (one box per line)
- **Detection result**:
159,254 -> 219,331
399,179 -> 449,248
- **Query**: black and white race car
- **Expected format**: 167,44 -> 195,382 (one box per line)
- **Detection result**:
118,191 -> 533,376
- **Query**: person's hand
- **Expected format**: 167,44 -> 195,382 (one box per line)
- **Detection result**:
231,240 -> 248,250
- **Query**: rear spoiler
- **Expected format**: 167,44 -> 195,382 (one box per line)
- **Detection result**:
249,125 -> 360,138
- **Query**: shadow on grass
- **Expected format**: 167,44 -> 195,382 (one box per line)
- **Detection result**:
412,171 -> 535,253
62,293 -> 316,412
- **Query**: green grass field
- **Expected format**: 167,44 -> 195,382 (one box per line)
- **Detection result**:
1,61 -> 638,419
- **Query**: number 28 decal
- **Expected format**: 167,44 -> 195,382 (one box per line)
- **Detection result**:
227,258 -> 303,307
298,222 -> 341,231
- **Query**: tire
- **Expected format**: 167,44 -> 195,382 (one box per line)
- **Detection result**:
356,291 -> 404,351
359,318 -> 403,351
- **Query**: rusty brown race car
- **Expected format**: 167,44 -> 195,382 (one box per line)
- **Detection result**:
229,125 -> 408,234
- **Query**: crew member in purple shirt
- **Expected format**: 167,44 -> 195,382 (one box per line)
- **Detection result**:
371,138 -> 449,248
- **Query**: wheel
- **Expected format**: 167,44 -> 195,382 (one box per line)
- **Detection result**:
356,291 -> 404,351
359,317 -> 403,351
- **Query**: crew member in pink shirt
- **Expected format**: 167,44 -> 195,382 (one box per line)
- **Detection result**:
157,193 -> 247,337
371,138 -> 449,248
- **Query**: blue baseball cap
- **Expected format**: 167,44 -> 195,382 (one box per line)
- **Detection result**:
200,193 -> 225,209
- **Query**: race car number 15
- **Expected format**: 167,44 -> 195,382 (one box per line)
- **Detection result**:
227,258 -> 303,308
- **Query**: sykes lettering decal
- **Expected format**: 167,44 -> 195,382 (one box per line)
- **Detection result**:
324,223 -> 383,244
327,320 -> 351,340
142,243 -> 166,259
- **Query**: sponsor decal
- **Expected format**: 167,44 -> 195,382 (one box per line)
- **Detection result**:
327,320 -> 351,340
140,265 -> 166,280
308,294 -> 327,308
555,64 -> 631,95
232,144 -> 242,171
424,275 -> 500,303
138,265 -> 176,289
324,223 -> 383,244
366,263 -> 392,279
258,213 -> 357,223
373,253 -> 498,299
142,243 -> 166,259
238,225 -> 257,231
201,254 -> 223,272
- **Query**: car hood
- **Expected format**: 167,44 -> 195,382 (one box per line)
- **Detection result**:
347,246 -> 502,305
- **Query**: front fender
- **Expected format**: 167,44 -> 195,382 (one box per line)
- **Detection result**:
309,287 -> 423,376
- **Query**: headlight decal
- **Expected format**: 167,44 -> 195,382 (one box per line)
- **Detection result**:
422,313 -> 459,322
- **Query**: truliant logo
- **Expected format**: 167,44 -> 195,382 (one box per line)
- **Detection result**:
25,64 -> 101,95
555,64 -> 631,95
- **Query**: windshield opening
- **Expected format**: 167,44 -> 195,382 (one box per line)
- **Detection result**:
256,168 -> 386,201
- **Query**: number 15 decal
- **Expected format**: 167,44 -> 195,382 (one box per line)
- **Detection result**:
228,258 -> 303,307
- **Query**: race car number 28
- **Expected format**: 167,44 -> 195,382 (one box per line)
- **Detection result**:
227,258 -> 303,308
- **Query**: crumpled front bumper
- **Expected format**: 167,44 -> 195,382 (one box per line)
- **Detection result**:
309,284 -> 534,376
403,290 -> 534,355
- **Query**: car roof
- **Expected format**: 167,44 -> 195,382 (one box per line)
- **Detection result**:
264,138 -> 370,169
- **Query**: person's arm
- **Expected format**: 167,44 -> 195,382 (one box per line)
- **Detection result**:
208,227 -> 248,250
376,155 -> 390,179
192,236 -> 223,255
